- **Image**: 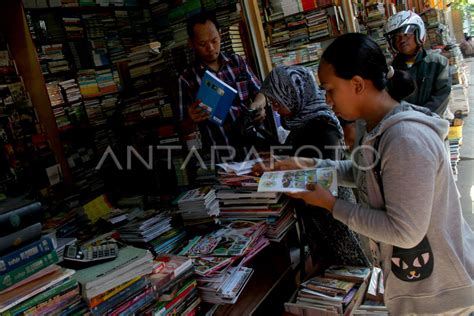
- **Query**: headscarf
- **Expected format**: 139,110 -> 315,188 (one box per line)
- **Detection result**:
261,65 -> 343,136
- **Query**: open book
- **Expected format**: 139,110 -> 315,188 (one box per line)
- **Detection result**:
196,70 -> 237,126
257,168 -> 337,196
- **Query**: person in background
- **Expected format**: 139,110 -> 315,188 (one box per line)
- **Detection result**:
384,10 -> 451,116
178,11 -> 266,161
460,34 -> 474,58
260,33 -> 473,315
260,65 -> 344,159
259,65 -> 370,269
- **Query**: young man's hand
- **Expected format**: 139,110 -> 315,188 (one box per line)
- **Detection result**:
188,100 -> 210,123
250,102 -> 266,123
250,92 -> 267,124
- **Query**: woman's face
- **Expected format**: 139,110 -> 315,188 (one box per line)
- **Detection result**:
318,61 -> 359,121
268,97 -> 292,117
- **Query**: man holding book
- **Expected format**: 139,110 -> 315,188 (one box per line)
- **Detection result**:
178,11 -> 267,161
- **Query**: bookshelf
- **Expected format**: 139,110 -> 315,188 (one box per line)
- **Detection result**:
4,0 -> 255,204
0,1 -> 72,190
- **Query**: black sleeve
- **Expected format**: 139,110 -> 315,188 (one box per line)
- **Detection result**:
286,122 -> 342,160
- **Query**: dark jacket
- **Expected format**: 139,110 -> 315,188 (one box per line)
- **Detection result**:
284,117 -> 342,160
283,117 -> 370,267
392,48 -> 451,116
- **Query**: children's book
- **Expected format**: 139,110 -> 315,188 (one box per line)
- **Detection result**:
257,168 -> 338,196
196,70 -> 237,126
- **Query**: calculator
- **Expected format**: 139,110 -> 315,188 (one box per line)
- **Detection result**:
63,242 -> 119,269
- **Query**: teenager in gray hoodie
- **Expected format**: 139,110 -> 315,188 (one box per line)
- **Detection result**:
263,33 -> 474,314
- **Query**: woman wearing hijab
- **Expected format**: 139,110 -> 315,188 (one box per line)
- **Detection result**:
261,65 -> 344,159
260,65 -> 370,269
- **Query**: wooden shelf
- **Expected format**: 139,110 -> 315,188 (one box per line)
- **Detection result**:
265,4 -> 336,24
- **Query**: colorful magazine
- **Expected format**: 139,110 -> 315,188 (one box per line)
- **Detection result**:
257,168 -> 337,196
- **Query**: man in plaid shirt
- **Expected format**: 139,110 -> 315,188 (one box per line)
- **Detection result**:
178,11 -> 267,161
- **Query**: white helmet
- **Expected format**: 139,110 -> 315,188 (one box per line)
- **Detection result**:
384,11 -> 426,53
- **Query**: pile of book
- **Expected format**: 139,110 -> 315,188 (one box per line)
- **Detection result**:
0,198 -> 86,315
117,209 -> 173,244
74,245 -> 154,314
285,265 -> 371,315
174,186 -> 220,224
216,159 -> 298,241
127,42 -> 165,79
40,44 -> 70,75
179,221 -> 267,304
147,254 -> 200,314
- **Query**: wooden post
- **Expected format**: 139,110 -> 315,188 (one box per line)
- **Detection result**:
241,0 -> 273,78
0,0 -> 72,183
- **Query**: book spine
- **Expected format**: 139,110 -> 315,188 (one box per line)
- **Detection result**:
0,222 -> 42,254
7,279 -> 78,315
91,278 -> 147,315
0,202 -> 42,237
0,251 -> 58,291
0,237 -> 55,274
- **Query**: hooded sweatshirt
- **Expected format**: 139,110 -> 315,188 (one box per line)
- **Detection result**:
320,101 -> 474,314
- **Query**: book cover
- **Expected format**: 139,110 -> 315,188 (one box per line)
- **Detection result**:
196,70 -> 237,126
324,265 -> 371,283
0,198 -> 42,237
257,168 -> 338,196
0,222 -> 43,254
0,251 -> 59,291
0,237 -> 55,274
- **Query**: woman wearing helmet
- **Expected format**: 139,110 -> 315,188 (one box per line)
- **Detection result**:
384,10 -> 451,116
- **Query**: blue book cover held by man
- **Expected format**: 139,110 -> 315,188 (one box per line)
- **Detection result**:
196,70 -> 238,126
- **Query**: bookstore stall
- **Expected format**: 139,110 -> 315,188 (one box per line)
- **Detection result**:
0,0 -> 470,315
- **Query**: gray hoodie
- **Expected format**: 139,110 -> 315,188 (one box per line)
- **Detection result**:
320,101 -> 474,314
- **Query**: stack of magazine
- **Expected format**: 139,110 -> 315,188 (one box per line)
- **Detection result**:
285,265 -> 371,315
146,254 -> 200,315
174,186 -> 219,223
117,209 -> 172,244
216,159 -> 297,241
177,221 -> 268,304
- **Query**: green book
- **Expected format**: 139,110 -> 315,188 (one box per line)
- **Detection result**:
0,251 -> 59,291
5,278 -> 78,316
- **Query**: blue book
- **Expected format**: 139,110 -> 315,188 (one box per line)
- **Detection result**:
0,237 -> 55,274
196,70 -> 237,126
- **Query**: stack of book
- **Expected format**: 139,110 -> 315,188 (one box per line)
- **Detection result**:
448,120 -> 463,179
149,228 -> 187,255
62,16 -> 84,40
74,245 -> 154,314
174,186 -> 220,224
197,265 -> 254,304
0,198 -> 85,314
307,9 -> 330,40
178,221 -> 267,304
117,209 -> 173,244
365,3 -> 391,62
146,254 -> 200,315
285,265 -> 371,315
46,81 -> 70,130
40,44 -> 70,75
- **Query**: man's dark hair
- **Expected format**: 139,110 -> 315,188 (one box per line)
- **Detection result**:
186,11 -> 220,39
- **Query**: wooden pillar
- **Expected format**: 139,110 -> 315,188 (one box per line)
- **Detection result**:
241,0 -> 273,77
0,0 -> 72,183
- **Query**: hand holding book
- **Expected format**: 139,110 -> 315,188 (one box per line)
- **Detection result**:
252,157 -> 318,176
286,182 -> 337,212
188,99 -> 210,123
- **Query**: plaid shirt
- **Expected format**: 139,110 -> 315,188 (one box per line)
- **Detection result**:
178,52 -> 261,149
